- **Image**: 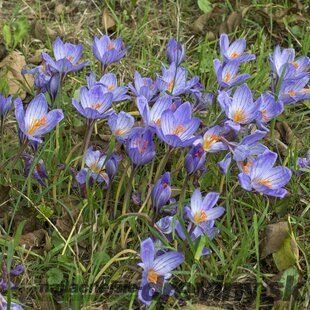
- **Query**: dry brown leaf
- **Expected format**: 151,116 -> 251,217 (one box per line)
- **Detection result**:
0,51 -> 34,99
191,13 -> 212,33
29,51 -> 43,65
226,11 -> 242,33
260,222 -> 289,258
101,8 -> 116,31
34,20 -> 58,42
20,229 -> 47,248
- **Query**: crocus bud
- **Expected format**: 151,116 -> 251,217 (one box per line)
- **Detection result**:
151,172 -> 171,212
47,73 -> 60,102
105,153 -> 122,179
0,93 -> 12,119
184,143 -> 206,175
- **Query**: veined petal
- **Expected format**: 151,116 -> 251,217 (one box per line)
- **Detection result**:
152,251 -> 184,275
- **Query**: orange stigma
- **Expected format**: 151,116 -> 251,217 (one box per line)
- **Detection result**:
256,179 -> 272,188
224,72 -> 231,82
194,210 -> 208,224
91,103 -> 102,110
168,80 -> 174,93
229,51 -> 240,59
28,117 -> 47,135
292,62 -> 299,69
242,162 -> 253,173
233,109 -> 248,124
203,133 -> 219,150
261,109 -> 270,122
162,183 -> 169,188
147,269 -> 158,284
286,91 -> 296,96
173,124 -> 185,136
115,128 -> 130,136
107,42 -> 115,50
154,118 -> 161,126
67,56 -> 73,62
107,85 -> 115,91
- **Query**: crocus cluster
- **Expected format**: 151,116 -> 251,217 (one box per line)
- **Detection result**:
2,30 -> 308,308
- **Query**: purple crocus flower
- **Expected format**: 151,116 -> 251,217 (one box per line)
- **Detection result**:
108,111 -> 135,142
278,75 -> 310,105
167,38 -> 185,66
195,126 -> 227,153
86,72 -> 130,102
213,59 -> 250,89
156,216 -> 174,234
151,172 -> 172,212
105,153 -> 122,179
0,261 -> 24,291
136,95 -> 172,129
184,143 -> 206,175
42,37 -> 89,74
219,33 -> 255,63
22,153 -> 48,186
128,72 -> 158,101
297,150 -> 310,175
156,102 -> 200,147
217,84 -> 260,129
0,293 -> 23,310
268,46 -> 309,80
218,130 -> 268,175
156,63 -> 199,96
127,129 -> 155,166
0,93 -> 12,119
255,92 -> 284,129
75,146 -> 109,187
184,189 -> 224,227
92,35 -> 129,69
14,94 -> 64,144
238,150 -> 292,198
72,85 -> 113,120
138,238 -> 184,306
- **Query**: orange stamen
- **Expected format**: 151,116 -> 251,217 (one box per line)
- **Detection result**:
67,56 -> 73,62
107,43 -> 115,50
286,91 -> 296,96
292,62 -> 299,69
242,162 -> 253,173
147,269 -> 158,284
224,72 -> 231,82
115,128 -> 130,136
168,80 -> 174,93
233,109 -> 248,124
256,179 -> 272,188
28,117 -> 47,135
194,210 -> 208,224
300,88 -> 310,93
261,109 -> 270,122
173,124 -> 185,136
203,133 -> 219,151
154,118 -> 161,126
194,147 -> 204,158
229,51 -> 240,59
91,103 -> 102,110
107,85 -> 115,91
162,183 -> 169,188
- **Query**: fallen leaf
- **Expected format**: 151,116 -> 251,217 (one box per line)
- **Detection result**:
34,20 -> 58,42
273,235 -> 299,272
191,13 -> 212,33
101,8 -> 116,31
0,51 -> 34,99
261,221 -> 289,258
20,229 -> 47,248
260,221 -> 299,272
183,305 -> 224,310
28,51 -> 43,65
226,11 -> 242,33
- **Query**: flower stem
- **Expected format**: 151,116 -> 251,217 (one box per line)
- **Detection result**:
154,146 -> 173,181
120,165 -> 137,248
81,121 -> 95,168
178,173 -> 189,219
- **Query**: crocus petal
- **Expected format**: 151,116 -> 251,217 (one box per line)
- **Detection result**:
153,251 -> 184,275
